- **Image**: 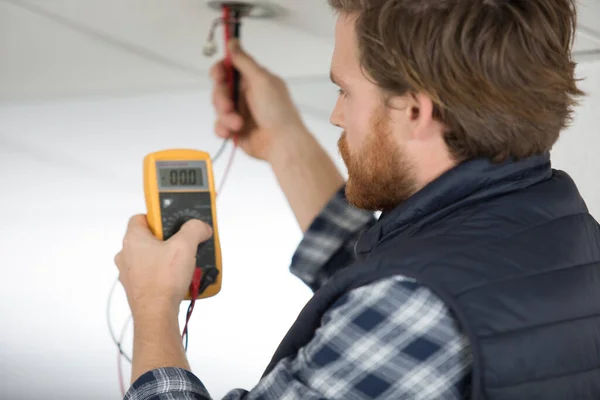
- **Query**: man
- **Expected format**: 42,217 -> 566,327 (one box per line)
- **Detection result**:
114,0 -> 600,399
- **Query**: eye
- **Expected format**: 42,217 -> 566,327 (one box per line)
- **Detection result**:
337,88 -> 347,98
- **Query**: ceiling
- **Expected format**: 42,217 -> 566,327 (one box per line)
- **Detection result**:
1,0 -> 600,107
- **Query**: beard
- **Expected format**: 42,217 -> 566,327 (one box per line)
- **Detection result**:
338,109 -> 418,212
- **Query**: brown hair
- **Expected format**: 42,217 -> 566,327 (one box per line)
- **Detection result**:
328,0 -> 585,162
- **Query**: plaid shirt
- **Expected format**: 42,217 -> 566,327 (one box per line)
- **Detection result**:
125,188 -> 472,400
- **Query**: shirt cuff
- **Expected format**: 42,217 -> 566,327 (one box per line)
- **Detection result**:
290,185 -> 376,291
124,367 -> 212,400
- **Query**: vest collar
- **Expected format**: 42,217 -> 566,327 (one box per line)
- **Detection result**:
355,152 -> 553,257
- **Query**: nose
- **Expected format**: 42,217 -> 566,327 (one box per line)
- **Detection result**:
330,95 -> 344,129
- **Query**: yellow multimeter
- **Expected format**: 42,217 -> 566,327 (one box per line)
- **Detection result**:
143,149 -> 222,300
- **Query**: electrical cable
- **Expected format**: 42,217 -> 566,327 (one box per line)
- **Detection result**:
211,138 -> 229,163
217,139 -> 237,196
216,4 -> 241,195
107,278 -> 132,363
118,315 -> 133,398
182,267 -> 203,351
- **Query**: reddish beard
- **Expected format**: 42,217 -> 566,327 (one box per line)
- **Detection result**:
338,110 -> 417,212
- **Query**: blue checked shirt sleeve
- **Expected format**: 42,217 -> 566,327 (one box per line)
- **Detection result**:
124,276 -> 472,400
124,367 -> 212,400
290,186 -> 377,291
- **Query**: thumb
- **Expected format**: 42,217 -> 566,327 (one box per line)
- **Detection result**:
228,39 -> 264,79
169,219 -> 213,248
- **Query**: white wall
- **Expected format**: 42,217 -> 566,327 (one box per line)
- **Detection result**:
551,60 -> 600,218
0,60 -> 598,400
0,90 -> 343,399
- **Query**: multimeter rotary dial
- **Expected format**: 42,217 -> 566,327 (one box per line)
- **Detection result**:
162,208 -> 206,240
158,192 -> 217,269
158,191 -> 214,240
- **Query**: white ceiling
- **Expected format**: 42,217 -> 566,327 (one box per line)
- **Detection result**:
1,0 -> 600,106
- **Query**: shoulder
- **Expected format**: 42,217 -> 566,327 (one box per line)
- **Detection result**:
321,275 -> 467,348
300,275 -> 472,398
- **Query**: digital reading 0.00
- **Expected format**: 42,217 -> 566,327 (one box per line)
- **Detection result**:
160,168 -> 204,187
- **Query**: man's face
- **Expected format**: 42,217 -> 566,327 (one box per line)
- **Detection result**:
330,14 -> 418,211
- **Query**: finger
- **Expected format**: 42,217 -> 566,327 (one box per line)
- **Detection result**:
221,112 -> 244,132
213,83 -> 234,114
228,39 -> 265,80
210,60 -> 227,84
168,219 -> 213,248
214,121 -> 231,139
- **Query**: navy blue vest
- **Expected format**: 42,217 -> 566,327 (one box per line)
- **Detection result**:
264,153 -> 600,399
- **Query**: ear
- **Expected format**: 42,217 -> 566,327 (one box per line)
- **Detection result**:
405,91 -> 437,141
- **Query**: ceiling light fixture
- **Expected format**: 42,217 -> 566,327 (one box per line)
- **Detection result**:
202,1 -> 280,57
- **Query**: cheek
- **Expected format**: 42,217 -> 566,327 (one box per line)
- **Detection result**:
344,98 -> 373,152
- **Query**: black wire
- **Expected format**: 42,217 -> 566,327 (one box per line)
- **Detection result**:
231,9 -> 242,111
183,302 -> 193,351
107,278 -> 133,363
212,139 -> 230,164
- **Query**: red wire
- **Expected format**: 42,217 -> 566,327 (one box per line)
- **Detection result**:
182,267 -> 203,341
223,5 -> 235,104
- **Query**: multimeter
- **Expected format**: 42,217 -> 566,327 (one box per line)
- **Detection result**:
143,149 -> 222,300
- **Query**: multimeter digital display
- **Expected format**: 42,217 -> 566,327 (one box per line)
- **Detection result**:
144,150 -> 222,300
159,167 -> 205,188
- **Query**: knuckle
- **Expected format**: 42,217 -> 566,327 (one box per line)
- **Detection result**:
127,215 -> 136,227
274,76 -> 285,88
188,218 -> 205,231
188,219 -> 212,236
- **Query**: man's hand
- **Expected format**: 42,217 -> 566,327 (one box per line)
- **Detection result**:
211,39 -> 308,161
212,40 -> 345,232
114,215 -> 213,318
